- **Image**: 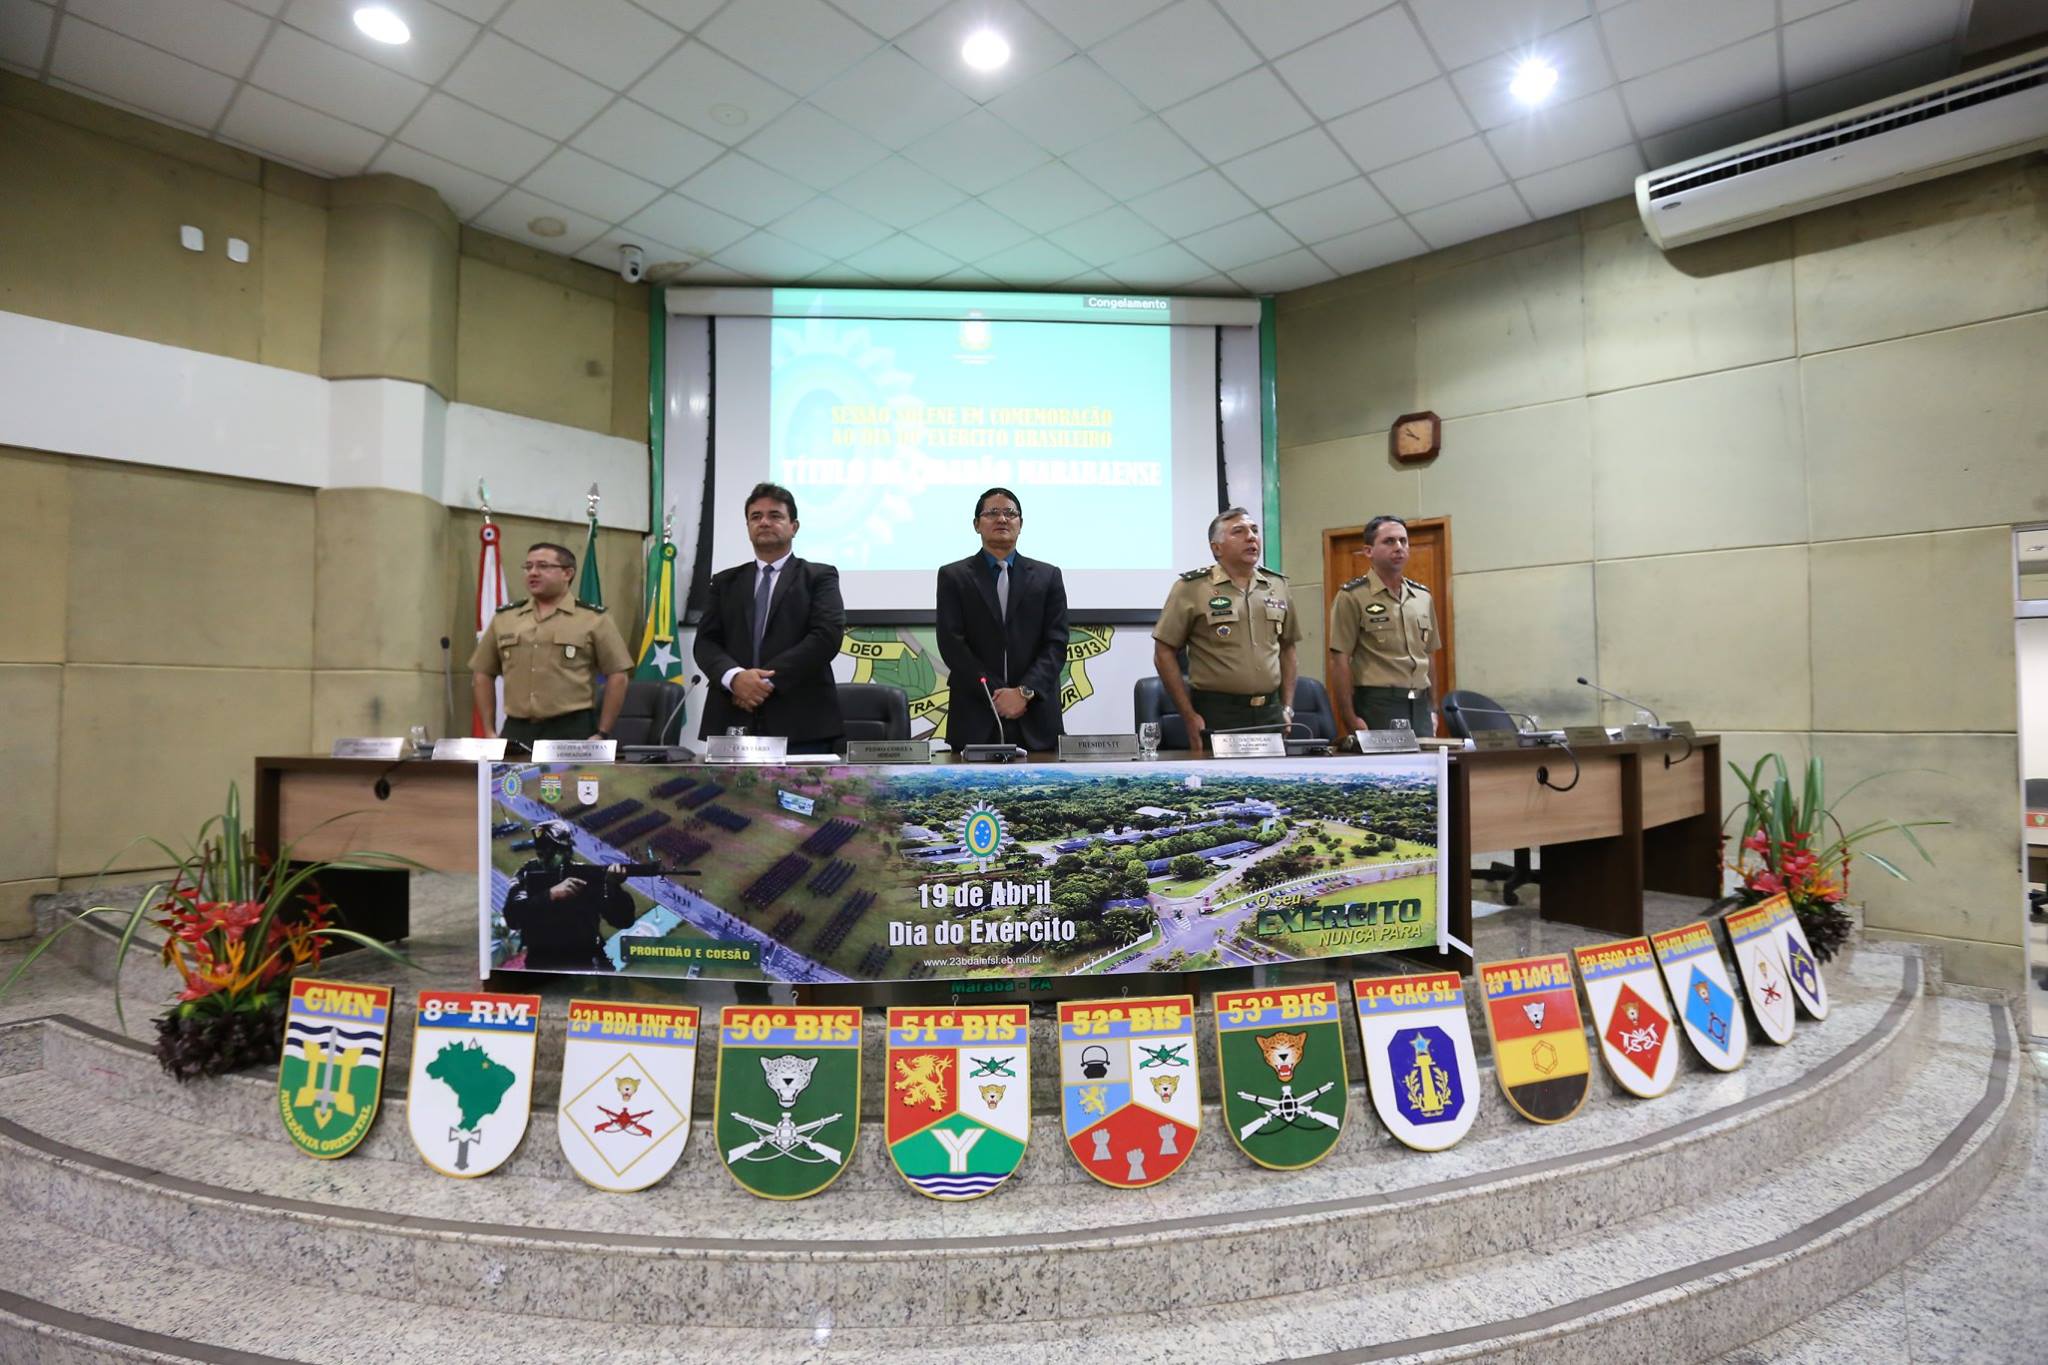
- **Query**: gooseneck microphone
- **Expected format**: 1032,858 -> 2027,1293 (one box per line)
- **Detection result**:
979,675 -> 1006,747
960,676 -> 1026,762
1575,677 -> 1662,727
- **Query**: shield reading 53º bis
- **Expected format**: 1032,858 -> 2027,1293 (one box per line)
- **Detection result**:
885,1005 -> 1029,1201
1723,903 -> 1796,1044
277,978 -> 391,1159
1574,938 -> 1680,1100
1651,920 -> 1748,1072
1763,893 -> 1830,1019
1213,983 -> 1346,1171
715,1005 -> 862,1200
558,1001 -> 698,1193
1479,954 -> 1591,1125
407,990 -> 541,1178
1059,995 -> 1199,1189
1354,970 -> 1481,1152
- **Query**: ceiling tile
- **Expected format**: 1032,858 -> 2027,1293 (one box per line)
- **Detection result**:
1639,95 -> 1783,166
248,25 -> 427,135
1026,0 -> 1170,49
1781,0 -> 1854,19
1270,177 -> 1397,244
1161,68 -> 1314,163
68,0 -> 268,77
1090,0 -> 1262,111
1103,241 -> 1211,288
435,0 -> 512,21
678,153 -> 815,225
1406,183 -> 1532,248
218,87 -> 382,176
697,0 -> 878,96
1598,0 -> 1774,81
1183,273 -> 1244,294
1275,6 -> 1439,120
934,265 -> 1000,286
1046,205 -> 1170,266
1621,33 -> 1779,137
1181,212 -> 1300,271
571,98 -> 723,187
906,199 -> 1033,260
1370,135 -> 1505,213
895,0 -> 1077,100
1218,127 -> 1357,204
1312,218 -> 1428,275
980,161 -> 1115,234
1325,77 -> 1476,170
1782,0 -> 1960,89
902,109 -> 1050,195
770,198 -> 895,257
0,3 -> 52,72
1787,41 -> 1955,124
829,156 -> 967,228
621,192 -> 753,257
1229,248 -> 1337,293
48,19 -> 236,131
1514,142 -> 1644,218
802,262 -> 884,285
1127,169 -> 1256,235
1057,271 -> 1133,290
843,233 -> 963,281
398,94 -> 555,183
493,0 -> 682,90
278,0 -> 479,84
740,104 -> 890,190
987,57 -> 1145,155
443,33 -> 611,139
520,147 -> 665,223
1408,0 -> 1590,69
470,188 -> 608,254
1451,18 -> 1615,128
631,40 -> 797,145
1485,86 -> 1633,177
369,142 -> 510,218
1064,118 -> 1204,197
1214,0 -> 1396,59
976,237 -> 1091,284
810,47 -> 975,149
829,0 -> 951,39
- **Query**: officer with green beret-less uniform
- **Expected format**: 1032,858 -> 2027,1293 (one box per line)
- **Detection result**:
1329,514 -> 1438,737
1152,507 -> 1301,750
469,541 -> 634,749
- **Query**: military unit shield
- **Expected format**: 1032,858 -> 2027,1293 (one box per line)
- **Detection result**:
1213,984 -> 1346,1170
1651,921 -> 1748,1072
277,978 -> 391,1159
1724,903 -> 1796,1044
1354,971 -> 1481,1151
715,1006 -> 861,1200
1479,955 -> 1591,1124
1059,995 -> 1199,1188
407,990 -> 540,1178
885,1006 -> 1030,1200
1573,939 -> 1680,1099
558,1001 -> 698,1193
1765,894 -> 1831,1019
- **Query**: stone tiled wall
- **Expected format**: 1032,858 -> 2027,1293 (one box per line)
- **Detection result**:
1276,157 -> 2048,990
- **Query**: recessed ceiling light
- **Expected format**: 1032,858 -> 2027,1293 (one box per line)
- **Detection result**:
710,102 -> 749,127
961,29 -> 1010,71
1509,57 -> 1559,106
352,6 -> 411,45
528,216 -> 567,238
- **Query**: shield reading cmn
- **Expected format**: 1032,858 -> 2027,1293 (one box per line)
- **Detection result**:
277,978 -> 392,1159
1763,894 -> 1830,1019
714,1005 -> 861,1200
1059,994 -> 1199,1189
1214,983 -> 1346,1170
885,1005 -> 1029,1201
1479,954 -> 1591,1125
407,990 -> 541,1178
559,1000 -> 698,1192
1651,920 -> 1748,1072
1354,970 -> 1481,1152
1574,938 -> 1680,1099
1723,903 -> 1796,1044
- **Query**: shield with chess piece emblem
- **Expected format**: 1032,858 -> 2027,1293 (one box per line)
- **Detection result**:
1059,995 -> 1199,1189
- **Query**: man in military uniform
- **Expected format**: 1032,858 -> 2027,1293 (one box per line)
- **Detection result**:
1153,507 -> 1300,749
1329,515 -> 1439,735
470,541 -> 634,749
501,820 -> 638,972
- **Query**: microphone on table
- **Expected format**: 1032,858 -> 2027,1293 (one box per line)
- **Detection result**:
1443,700 -> 1547,733
1574,677 -> 1668,733
960,675 -> 1027,763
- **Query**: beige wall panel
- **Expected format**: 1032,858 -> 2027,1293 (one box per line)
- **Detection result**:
57,665 -> 311,875
457,258 -> 616,436
1595,546 -> 1811,731
0,878 -> 59,941
0,449 -> 71,663
1417,234 -> 1586,418
1292,580 -> 1326,682
1447,563 -> 1598,724
1421,399 -> 1591,573
1810,529 -> 2017,732
259,187 -> 328,375
321,177 -> 459,395
0,665 -> 61,885
1275,434 -> 1420,579
1590,361 -> 1807,560
1804,312 -> 2048,540
1809,731 -> 2023,991
66,463 -> 315,669
446,513 -> 648,667
1582,217 -> 1794,393
611,283 -> 651,442
1274,278 -> 1417,447
1794,160 -> 2048,355
311,670 -> 448,748
313,488 -> 450,672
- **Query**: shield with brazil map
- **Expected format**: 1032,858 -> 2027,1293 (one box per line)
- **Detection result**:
407,990 -> 540,1178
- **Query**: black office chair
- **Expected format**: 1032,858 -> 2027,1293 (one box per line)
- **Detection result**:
1132,676 -> 1191,750
1291,677 -> 1339,742
837,682 -> 911,742
1442,687 -> 1536,905
609,679 -> 687,746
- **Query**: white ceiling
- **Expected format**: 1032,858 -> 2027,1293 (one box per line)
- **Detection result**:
0,0 -> 2006,294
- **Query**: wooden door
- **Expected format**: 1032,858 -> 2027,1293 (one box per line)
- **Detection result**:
1320,518 -> 1456,729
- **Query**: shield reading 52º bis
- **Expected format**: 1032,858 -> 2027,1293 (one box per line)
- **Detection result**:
1479,954 -> 1591,1125
1763,893 -> 1830,1019
1723,902 -> 1796,1044
1213,983 -> 1346,1171
277,978 -> 391,1159
1651,920 -> 1747,1071
407,990 -> 541,1178
1574,938 -> 1680,1099
715,1005 -> 862,1200
885,1005 -> 1029,1201
558,1001 -> 698,1192
1059,995 -> 1199,1189
1354,970 -> 1480,1152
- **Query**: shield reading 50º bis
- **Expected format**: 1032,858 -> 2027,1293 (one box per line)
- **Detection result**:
1724,902 -> 1796,1043
407,990 -> 541,1178
1479,954 -> 1591,1125
1763,893 -> 1830,1019
277,978 -> 391,1159
1651,920 -> 1747,1072
1573,938 -> 1680,1100
1213,983 -> 1346,1171
715,1005 -> 861,1201
558,1001 -> 698,1193
885,1005 -> 1029,1201
1059,994 -> 1199,1189
1354,970 -> 1480,1152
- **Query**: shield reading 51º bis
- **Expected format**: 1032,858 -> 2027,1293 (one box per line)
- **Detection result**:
1723,902 -> 1796,1043
1059,994 -> 1199,1189
1479,954 -> 1591,1125
407,990 -> 540,1178
1573,938 -> 1680,1099
558,1001 -> 698,1193
1651,920 -> 1748,1072
277,978 -> 391,1159
885,1005 -> 1029,1201
1213,983 -> 1346,1171
1354,970 -> 1481,1152
714,1005 -> 861,1200
1763,893 -> 1830,1019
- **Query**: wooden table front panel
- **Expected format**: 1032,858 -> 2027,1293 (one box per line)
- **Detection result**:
1638,745 -> 1707,829
277,767 -> 478,873
1465,750 -> 1625,849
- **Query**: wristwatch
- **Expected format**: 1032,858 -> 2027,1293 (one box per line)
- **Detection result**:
1017,687 -> 1036,702
595,729 -> 612,740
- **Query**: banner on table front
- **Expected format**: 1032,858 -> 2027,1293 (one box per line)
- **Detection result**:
1213,983 -> 1346,1170
885,1006 -> 1030,1200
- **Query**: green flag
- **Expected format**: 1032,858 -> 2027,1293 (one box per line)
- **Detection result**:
633,536 -> 683,686
577,511 -> 602,608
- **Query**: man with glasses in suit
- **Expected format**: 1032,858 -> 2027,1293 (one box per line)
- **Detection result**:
935,486 -> 1071,753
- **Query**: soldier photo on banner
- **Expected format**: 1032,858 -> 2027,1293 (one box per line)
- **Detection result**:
1213,983 -> 1346,1171
1723,903 -> 1797,1044
1353,970 -> 1481,1152
1058,995 -> 1200,1189
1574,938 -> 1681,1100
558,1001 -> 699,1193
1762,893 -> 1831,1019
1651,921 -> 1749,1072
884,1006 -> 1030,1201
407,990 -> 541,1178
714,1005 -> 862,1200
1480,955 -> 1591,1125
276,978 -> 392,1160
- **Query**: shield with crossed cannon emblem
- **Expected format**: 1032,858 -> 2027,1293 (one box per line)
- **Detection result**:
558,1001 -> 698,1192
1762,893 -> 1830,1020
1724,902 -> 1797,1044
277,978 -> 392,1160
1213,983 -> 1346,1171
714,1005 -> 862,1200
1058,994 -> 1199,1189
885,1005 -> 1030,1201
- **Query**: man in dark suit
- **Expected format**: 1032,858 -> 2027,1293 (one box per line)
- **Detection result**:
693,482 -> 845,754
935,486 -> 1070,753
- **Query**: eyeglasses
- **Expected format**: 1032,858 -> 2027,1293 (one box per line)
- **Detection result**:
978,509 -> 1021,521
520,561 -> 572,572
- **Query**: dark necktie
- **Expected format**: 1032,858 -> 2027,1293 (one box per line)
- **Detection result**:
752,563 -> 776,665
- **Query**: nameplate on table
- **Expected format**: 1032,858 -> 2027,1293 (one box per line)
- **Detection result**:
533,739 -> 617,763
1210,733 -> 1286,759
1621,724 -> 1656,743
1059,733 -> 1139,761
846,739 -> 930,764
1469,730 -> 1523,752
331,737 -> 407,760
704,734 -> 787,764
1667,720 -> 1697,739
1353,728 -> 1420,754
1563,726 -> 1612,748
430,737 -> 507,761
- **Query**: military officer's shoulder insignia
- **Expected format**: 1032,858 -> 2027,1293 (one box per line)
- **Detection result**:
1479,955 -> 1591,1125
1257,564 -> 1288,580
407,990 -> 542,1177
278,978 -> 392,1159
1059,995 -> 1200,1188
1574,938 -> 1680,1099
495,598 -> 527,614
1179,566 -> 1212,581
715,1005 -> 862,1200
1341,574 -> 1371,591
1214,983 -> 1346,1171
576,598 -> 607,612
1354,971 -> 1480,1151
1407,578 -> 1432,593
885,1005 -> 1029,1200
559,1001 -> 698,1192
1651,920 -> 1747,1071
1723,900 -> 1796,1043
